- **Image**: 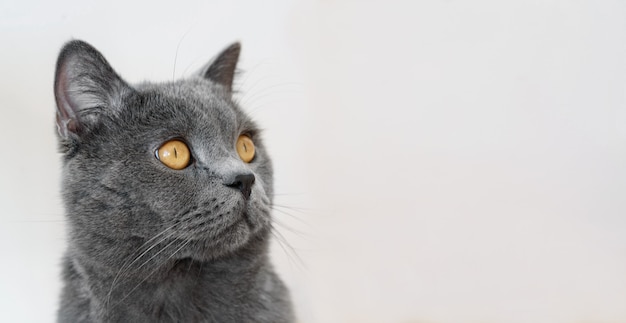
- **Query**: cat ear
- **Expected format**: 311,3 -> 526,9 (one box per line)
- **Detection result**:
54,40 -> 131,138
199,42 -> 241,92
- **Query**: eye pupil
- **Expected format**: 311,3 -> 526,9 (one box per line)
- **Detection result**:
157,140 -> 190,170
236,135 -> 255,163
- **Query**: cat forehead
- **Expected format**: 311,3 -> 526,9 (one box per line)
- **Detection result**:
136,80 -> 239,121
138,78 -> 221,98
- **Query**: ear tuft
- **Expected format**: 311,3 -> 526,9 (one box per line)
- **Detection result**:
201,42 -> 241,92
54,40 -> 129,138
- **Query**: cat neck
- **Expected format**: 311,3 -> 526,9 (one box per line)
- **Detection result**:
62,231 -> 283,321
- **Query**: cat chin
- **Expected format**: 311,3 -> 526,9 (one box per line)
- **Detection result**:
179,218 -> 259,261
192,224 -> 270,263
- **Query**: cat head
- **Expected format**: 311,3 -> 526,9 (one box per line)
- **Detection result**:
54,40 -> 274,267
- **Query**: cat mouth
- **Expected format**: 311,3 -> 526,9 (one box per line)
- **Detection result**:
164,196 -> 269,260
176,217 -> 252,261
214,211 -> 261,241
242,212 -> 256,229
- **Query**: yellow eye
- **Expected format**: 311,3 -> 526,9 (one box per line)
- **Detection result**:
156,140 -> 191,170
236,135 -> 255,163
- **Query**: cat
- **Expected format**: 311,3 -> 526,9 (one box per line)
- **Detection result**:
53,40 -> 294,322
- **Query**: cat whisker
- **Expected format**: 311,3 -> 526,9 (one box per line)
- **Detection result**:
236,60 -> 274,90
181,55 -> 205,78
272,218 -> 310,239
272,192 -> 308,197
239,82 -> 301,107
197,250 -> 206,281
186,253 -> 195,275
271,206 -> 311,228
270,224 -> 307,272
238,83 -> 302,117
105,222 -> 183,308
235,70 -> 279,102
111,239 -> 191,309
128,235 -> 180,277
272,203 -> 312,213
172,28 -> 193,82
5,219 -> 68,223
234,70 -> 298,101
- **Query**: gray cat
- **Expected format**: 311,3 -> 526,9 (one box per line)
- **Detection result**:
53,40 -> 294,322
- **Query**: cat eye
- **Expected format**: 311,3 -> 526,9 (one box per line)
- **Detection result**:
236,134 -> 255,163
156,139 -> 191,170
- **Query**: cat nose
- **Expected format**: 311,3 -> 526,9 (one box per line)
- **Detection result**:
225,174 -> 255,199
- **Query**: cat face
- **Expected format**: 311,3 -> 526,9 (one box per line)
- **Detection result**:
55,41 -> 273,267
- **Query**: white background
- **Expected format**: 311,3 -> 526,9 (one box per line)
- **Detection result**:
1,1 -> 625,322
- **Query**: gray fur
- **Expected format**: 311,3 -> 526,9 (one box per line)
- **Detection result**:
54,40 -> 294,322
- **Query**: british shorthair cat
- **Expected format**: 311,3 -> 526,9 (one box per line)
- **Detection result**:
54,40 -> 294,322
